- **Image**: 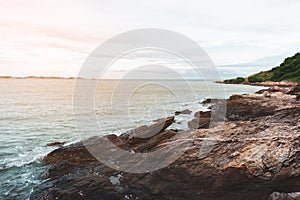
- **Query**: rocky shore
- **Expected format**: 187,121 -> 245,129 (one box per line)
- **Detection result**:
31,84 -> 300,200
220,80 -> 298,87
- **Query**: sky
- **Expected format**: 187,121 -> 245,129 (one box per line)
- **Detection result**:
0,0 -> 300,79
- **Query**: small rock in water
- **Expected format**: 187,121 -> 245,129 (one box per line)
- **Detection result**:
201,98 -> 212,104
175,109 -> 192,115
46,141 -> 66,147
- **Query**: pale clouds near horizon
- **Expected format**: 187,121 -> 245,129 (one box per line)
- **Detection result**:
0,0 -> 299,78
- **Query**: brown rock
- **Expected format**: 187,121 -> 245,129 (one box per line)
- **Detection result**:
31,89 -> 300,200
288,83 -> 300,100
188,117 -> 211,129
120,116 -> 175,144
256,86 -> 290,94
187,111 -> 212,130
201,98 -> 212,104
47,141 -> 66,147
194,111 -> 211,118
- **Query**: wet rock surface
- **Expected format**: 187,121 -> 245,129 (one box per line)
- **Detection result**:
31,87 -> 300,200
221,80 -> 298,87
46,141 -> 66,147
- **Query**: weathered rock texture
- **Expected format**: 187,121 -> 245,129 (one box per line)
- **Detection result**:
289,83 -> 300,100
31,87 -> 300,200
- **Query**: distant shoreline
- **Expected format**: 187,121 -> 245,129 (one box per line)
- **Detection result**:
0,76 -> 217,81
0,76 -> 83,80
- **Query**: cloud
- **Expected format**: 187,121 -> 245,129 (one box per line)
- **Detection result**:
0,0 -> 299,77
217,53 -> 298,79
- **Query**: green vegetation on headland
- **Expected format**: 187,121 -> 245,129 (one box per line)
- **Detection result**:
224,52 -> 300,83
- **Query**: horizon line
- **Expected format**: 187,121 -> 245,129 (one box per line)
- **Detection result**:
0,75 -> 218,81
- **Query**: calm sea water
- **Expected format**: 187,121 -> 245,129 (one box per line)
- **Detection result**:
0,79 -> 265,199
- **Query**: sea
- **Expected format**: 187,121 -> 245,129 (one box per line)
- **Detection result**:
0,79 -> 265,199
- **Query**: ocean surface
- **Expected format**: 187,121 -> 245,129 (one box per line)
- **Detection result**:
0,79 -> 265,199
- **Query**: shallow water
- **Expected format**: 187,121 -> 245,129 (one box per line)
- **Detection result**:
0,79 -> 264,199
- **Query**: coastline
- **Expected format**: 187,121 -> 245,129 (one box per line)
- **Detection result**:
217,80 -> 298,87
0,76 -> 82,80
30,83 -> 300,200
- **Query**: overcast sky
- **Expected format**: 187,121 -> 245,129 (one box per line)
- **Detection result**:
0,0 -> 299,79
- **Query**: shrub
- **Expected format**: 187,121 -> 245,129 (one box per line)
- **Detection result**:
248,75 -> 264,82
236,77 -> 245,83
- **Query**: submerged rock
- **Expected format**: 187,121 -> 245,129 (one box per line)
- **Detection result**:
174,109 -> 192,115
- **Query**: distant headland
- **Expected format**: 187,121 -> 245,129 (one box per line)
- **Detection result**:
223,52 -> 300,84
